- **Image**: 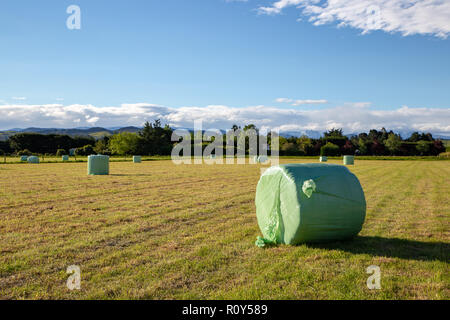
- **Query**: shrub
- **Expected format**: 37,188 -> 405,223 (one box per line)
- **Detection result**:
56,149 -> 67,156
75,145 -> 95,156
320,142 -> 340,156
17,149 -> 32,156
281,142 -> 305,156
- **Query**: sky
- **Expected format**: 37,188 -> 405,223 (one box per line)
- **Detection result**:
0,0 -> 449,135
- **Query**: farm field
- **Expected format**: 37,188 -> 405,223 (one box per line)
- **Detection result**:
0,159 -> 448,299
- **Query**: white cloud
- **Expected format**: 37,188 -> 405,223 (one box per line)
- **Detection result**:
12,97 -> 27,101
258,0 -> 450,38
276,97 -> 328,105
292,99 -> 328,106
0,102 -> 449,136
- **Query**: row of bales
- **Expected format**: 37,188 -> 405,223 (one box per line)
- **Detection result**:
19,153 -> 356,178
87,155 -> 142,175
19,154 -> 143,176
319,155 -> 355,165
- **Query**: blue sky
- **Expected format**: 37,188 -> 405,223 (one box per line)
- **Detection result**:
0,0 -> 449,134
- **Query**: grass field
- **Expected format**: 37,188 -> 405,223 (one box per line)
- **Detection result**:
0,159 -> 448,299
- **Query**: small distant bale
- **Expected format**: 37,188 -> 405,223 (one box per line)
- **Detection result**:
320,156 -> 328,162
88,155 -> 109,175
62,155 -> 69,161
209,155 -> 216,159
133,156 -> 142,163
258,156 -> 269,163
20,156 -> 28,162
27,156 -> 40,164
343,155 -> 355,165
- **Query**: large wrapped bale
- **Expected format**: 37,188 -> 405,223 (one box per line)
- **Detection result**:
320,156 -> 328,162
20,156 -> 28,162
88,155 -> 109,175
133,156 -> 142,163
343,155 -> 355,165
62,155 -> 69,161
255,164 -> 366,246
27,156 -> 40,164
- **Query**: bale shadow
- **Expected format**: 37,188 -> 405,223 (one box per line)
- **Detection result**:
306,236 -> 449,262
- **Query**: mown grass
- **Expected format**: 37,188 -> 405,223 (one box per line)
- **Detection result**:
0,159 -> 448,300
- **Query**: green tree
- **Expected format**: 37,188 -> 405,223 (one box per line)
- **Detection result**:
357,138 -> 369,155
324,128 -> 344,138
320,142 -> 340,156
297,135 -> 313,154
138,120 -> 173,155
109,132 -> 140,156
94,136 -> 110,154
416,141 -> 430,155
384,133 -> 402,155
75,145 -> 95,156
408,132 -> 420,142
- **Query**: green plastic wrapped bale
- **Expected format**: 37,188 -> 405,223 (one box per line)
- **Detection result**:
27,156 -> 40,164
88,155 -> 109,175
320,156 -> 328,162
343,155 -> 355,165
255,164 -> 366,247
20,156 -> 28,162
62,155 -> 69,161
133,156 -> 142,163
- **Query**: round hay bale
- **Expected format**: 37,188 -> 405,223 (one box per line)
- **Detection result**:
62,155 -> 69,161
87,155 -> 109,175
27,156 -> 40,164
320,156 -> 328,162
133,156 -> 142,163
20,156 -> 28,162
343,155 -> 355,165
255,164 -> 366,246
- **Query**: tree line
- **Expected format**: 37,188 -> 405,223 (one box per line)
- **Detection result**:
0,122 -> 446,157
279,128 -> 446,156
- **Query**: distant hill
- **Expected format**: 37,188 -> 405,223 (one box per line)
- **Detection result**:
0,126 -> 142,141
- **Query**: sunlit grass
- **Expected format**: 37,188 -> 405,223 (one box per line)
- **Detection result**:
0,159 -> 448,299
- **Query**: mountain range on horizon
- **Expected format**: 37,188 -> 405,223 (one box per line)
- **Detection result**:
0,126 -> 449,142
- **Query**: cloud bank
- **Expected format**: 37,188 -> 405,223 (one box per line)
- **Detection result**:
0,103 -> 449,136
258,0 -> 450,38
